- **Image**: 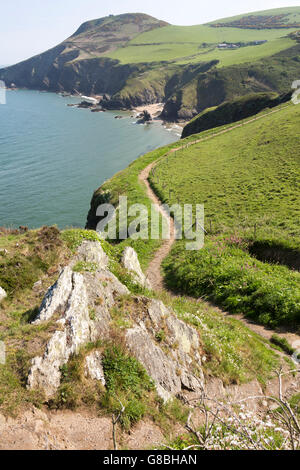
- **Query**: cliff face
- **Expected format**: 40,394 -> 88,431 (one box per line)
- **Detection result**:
0,51 -> 138,95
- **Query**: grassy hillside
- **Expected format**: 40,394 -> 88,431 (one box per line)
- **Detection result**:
148,102 -> 300,327
208,6 -> 300,25
151,103 -> 300,240
86,100 -> 300,328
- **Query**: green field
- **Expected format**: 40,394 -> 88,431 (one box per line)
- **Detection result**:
2,7 -> 300,122
106,24 -> 296,66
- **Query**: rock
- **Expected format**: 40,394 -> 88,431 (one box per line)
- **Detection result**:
33,267 -> 73,324
75,240 -> 109,269
137,110 -> 152,124
166,315 -> 199,354
147,299 -> 170,326
126,299 -> 204,402
0,287 -> 7,303
28,247 -> 128,397
85,351 -> 106,386
34,241 -> 109,325
27,241 -> 203,401
77,101 -> 94,109
33,280 -> 43,291
28,273 -> 94,397
126,324 -> 180,402
121,247 -> 151,289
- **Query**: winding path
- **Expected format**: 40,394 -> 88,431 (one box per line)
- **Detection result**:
139,104 -> 300,352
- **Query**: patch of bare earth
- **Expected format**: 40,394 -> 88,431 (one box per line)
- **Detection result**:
0,408 -> 168,450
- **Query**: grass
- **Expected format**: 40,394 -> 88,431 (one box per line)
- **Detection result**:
163,239 -> 300,328
61,228 -> 103,253
209,7 -> 300,25
182,91 -> 289,138
151,103 -> 300,240
49,339 -> 188,434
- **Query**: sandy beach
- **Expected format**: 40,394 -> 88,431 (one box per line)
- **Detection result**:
133,102 -> 164,118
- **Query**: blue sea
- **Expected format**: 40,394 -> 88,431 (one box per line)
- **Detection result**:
0,90 -> 178,228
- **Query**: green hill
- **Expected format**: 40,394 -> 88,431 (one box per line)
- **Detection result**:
1,8 -> 300,120
149,102 -> 300,327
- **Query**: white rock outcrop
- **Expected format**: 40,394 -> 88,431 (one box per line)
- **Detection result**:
27,241 -> 204,402
75,240 -> 109,268
0,287 -> 7,303
28,240 -> 128,398
28,272 -> 95,397
126,299 -> 204,402
33,267 -> 73,324
121,246 -> 151,289
85,351 -> 106,386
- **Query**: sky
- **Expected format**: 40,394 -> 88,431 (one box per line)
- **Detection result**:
0,0 -> 299,64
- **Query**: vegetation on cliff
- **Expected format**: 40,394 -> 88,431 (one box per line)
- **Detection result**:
181,91 -> 292,138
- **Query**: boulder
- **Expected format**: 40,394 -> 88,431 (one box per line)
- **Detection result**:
33,267 -> 73,324
28,273 -> 94,397
126,299 -> 204,402
28,244 -> 128,397
75,240 -> 108,269
126,324 -> 180,402
0,287 -> 7,303
137,110 -> 152,124
121,247 -> 151,289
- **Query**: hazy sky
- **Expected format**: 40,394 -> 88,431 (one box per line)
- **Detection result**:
0,0 -> 299,64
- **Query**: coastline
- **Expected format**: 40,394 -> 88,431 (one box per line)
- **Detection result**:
132,102 -> 186,136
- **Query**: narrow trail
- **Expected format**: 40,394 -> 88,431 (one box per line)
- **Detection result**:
139,104 -> 300,354
139,162 -> 175,291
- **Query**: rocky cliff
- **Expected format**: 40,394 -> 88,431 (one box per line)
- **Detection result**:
27,239 -> 204,402
0,14 -> 166,95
